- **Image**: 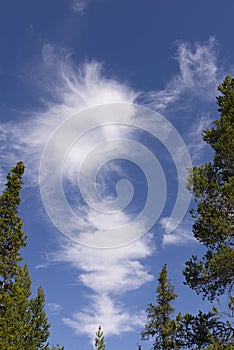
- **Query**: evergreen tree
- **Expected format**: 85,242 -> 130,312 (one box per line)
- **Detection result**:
141,265 -> 232,349
0,162 -> 63,349
0,162 -> 26,287
141,264 -> 178,350
184,75 -> 234,301
25,286 -> 50,349
0,162 -> 30,349
0,263 -> 32,349
95,325 -> 106,350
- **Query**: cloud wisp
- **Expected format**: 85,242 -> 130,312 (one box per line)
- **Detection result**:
0,38 -> 224,338
47,303 -> 63,314
139,37 -> 221,111
70,0 -> 89,13
160,217 -> 196,246
0,46 -> 154,338
187,112 -> 214,163
49,235 -> 154,338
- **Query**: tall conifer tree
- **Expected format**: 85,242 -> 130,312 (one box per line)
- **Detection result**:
0,162 -> 31,349
0,162 -> 63,350
184,76 -> 234,301
141,264 -> 178,350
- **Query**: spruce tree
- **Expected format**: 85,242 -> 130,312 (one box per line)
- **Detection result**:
0,162 -> 63,349
95,325 -> 106,350
141,264 -> 178,350
184,75 -> 234,301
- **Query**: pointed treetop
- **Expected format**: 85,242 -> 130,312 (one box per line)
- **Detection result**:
95,325 -> 106,350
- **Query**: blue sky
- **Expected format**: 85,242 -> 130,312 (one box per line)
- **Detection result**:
0,1 -> 234,349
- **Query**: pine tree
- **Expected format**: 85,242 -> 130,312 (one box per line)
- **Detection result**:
184,75 -> 234,302
95,325 -> 106,350
141,264 -> 178,350
0,162 -> 63,349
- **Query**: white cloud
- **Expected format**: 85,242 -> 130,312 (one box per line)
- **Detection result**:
160,217 -> 196,246
49,235 -> 154,338
187,112 -> 213,163
50,236 -> 154,294
139,37 -> 220,110
0,38 -> 184,344
0,44 -> 137,185
70,0 -> 89,13
47,302 -> 63,314
0,38 -> 224,339
63,295 -> 145,338
0,46 -> 153,338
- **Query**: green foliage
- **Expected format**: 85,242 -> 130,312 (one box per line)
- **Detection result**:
179,308 -> 233,349
206,340 -> 234,350
141,264 -> 179,350
0,264 -> 32,349
95,325 -> 106,350
184,75 -> 234,301
0,162 -> 30,349
0,162 -> 26,284
25,286 -> 50,349
0,162 -> 63,350
141,265 -> 233,349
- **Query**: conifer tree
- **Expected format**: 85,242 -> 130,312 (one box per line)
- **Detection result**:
95,325 -> 106,350
25,286 -> 50,349
0,162 -> 26,286
141,264 -> 178,350
0,162 -> 31,349
141,265 -> 232,349
0,162 -> 63,350
184,75 -> 234,301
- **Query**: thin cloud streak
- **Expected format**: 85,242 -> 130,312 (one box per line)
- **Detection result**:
187,112 -> 213,163
70,0 -> 89,13
160,217 -> 196,246
139,37 -> 221,111
47,303 -> 63,314
49,235 -> 154,338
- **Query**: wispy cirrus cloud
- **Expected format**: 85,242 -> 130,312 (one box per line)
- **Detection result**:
70,0 -> 89,13
49,235 -> 154,338
0,45 -> 151,338
139,37 -> 221,111
187,112 -> 213,163
64,294 -> 145,338
47,302 -> 63,314
0,44 -> 137,184
160,217 -> 196,246
0,37 -> 224,339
